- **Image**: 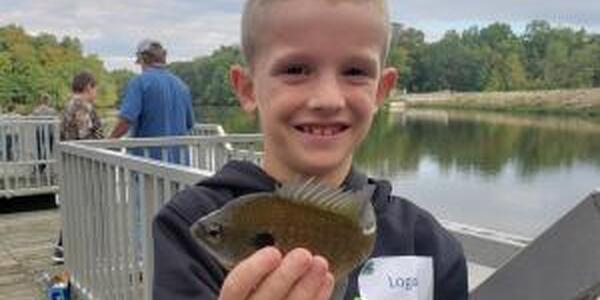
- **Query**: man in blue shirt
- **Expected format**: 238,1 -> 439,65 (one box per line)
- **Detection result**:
110,39 -> 194,162
109,40 -> 195,261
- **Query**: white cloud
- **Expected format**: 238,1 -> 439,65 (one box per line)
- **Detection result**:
0,0 -> 243,70
389,0 -> 600,40
102,56 -> 138,72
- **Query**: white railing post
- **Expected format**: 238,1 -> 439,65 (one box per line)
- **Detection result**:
0,116 -> 59,198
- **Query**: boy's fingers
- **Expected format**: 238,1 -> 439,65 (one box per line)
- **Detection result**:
248,248 -> 313,300
218,247 -> 282,300
286,255 -> 330,300
314,273 -> 335,300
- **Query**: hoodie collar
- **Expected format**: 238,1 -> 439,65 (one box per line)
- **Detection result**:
203,160 -> 369,194
341,165 -> 369,192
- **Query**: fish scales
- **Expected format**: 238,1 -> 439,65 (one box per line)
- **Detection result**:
191,180 -> 377,281
233,196 -> 368,277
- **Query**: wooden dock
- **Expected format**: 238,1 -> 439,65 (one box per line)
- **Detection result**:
0,208 -> 64,300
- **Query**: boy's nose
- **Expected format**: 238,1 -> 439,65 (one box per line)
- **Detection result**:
307,74 -> 345,112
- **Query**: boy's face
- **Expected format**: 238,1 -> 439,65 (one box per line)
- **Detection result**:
84,84 -> 97,103
231,0 -> 397,182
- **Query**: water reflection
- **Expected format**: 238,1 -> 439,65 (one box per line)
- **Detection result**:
357,109 -> 600,179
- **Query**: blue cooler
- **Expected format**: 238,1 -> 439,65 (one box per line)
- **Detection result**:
47,283 -> 70,300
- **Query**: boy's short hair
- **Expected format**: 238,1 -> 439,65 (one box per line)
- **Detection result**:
71,71 -> 97,93
241,0 -> 392,68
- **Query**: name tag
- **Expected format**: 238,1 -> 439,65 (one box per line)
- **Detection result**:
358,256 -> 433,300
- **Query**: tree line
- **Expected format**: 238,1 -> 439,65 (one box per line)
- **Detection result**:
2,21 -> 599,111
390,20 -> 600,92
169,46 -> 243,106
169,20 -> 600,106
0,25 -> 134,113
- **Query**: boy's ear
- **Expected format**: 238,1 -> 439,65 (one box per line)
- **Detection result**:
229,65 -> 257,113
375,67 -> 398,107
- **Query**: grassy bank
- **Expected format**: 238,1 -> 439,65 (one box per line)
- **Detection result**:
397,88 -> 600,118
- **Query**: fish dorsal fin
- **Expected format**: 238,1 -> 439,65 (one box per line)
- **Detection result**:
275,178 -> 375,224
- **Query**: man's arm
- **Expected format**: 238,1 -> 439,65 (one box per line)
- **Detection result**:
184,88 -> 194,131
109,117 -> 130,138
112,76 -> 142,138
186,103 -> 194,132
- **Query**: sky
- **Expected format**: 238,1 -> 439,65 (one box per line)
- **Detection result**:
1,0 -> 599,71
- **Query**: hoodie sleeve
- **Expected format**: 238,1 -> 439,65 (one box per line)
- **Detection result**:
152,161 -> 279,299
414,214 -> 469,300
152,191 -> 226,300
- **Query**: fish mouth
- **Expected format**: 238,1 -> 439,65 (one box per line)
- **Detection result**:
193,237 -> 236,270
294,123 -> 349,137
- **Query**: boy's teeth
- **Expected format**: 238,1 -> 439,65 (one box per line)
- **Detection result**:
300,125 -> 342,136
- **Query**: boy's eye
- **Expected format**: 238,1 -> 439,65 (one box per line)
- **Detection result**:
344,67 -> 368,77
283,64 -> 310,76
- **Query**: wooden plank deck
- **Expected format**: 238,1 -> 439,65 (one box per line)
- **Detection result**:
0,208 -> 64,300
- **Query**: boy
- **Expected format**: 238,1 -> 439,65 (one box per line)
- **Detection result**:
61,72 -> 103,141
54,72 -> 103,263
153,0 -> 468,299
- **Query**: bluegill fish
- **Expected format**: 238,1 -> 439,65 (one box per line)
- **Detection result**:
190,178 -> 377,281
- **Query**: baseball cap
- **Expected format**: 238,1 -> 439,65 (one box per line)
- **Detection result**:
135,39 -> 165,63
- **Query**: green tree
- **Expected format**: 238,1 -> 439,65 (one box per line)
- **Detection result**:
0,24 -> 119,112
110,69 -> 136,104
388,23 -> 425,92
169,45 -> 243,106
524,20 -> 552,82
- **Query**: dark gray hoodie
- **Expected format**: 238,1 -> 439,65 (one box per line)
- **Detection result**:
152,160 -> 467,300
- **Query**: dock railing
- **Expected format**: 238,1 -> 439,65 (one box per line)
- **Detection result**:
0,116 -> 59,198
58,127 -> 262,300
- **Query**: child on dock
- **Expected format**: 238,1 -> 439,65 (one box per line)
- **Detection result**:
152,0 -> 468,299
53,71 -> 103,264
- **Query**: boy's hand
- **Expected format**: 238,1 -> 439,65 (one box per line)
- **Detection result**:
218,247 -> 334,300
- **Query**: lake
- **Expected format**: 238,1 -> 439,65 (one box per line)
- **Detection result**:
195,106 -> 600,238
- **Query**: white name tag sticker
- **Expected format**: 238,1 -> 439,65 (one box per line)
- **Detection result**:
358,256 -> 434,300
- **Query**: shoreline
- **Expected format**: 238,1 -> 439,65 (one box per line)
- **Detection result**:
391,88 -> 600,118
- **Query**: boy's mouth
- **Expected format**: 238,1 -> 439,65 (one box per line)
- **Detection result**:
295,124 -> 349,136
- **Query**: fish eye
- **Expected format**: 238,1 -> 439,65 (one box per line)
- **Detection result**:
206,223 -> 223,240
253,232 -> 275,249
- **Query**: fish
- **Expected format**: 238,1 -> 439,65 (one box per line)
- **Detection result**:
190,178 -> 377,281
